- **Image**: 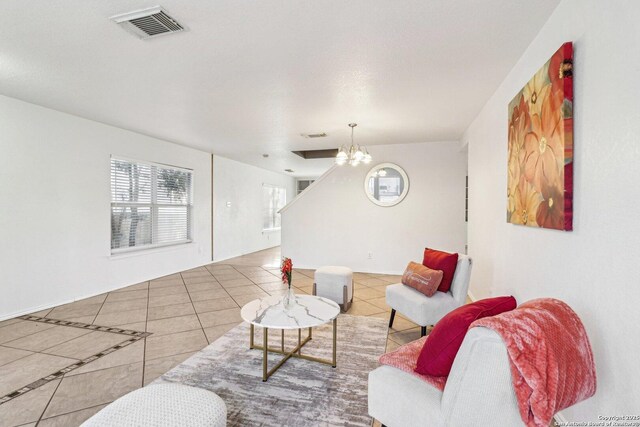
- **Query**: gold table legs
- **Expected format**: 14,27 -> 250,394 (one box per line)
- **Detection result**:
249,319 -> 337,381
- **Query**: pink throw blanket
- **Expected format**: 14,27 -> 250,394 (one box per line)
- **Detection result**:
472,298 -> 597,427
378,336 -> 446,391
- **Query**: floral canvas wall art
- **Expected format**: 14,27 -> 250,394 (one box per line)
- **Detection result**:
507,42 -> 573,231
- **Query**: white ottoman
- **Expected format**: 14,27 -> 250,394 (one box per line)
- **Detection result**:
313,266 -> 354,312
81,383 -> 227,427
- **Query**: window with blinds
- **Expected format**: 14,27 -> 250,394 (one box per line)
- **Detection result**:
262,184 -> 286,231
111,157 -> 193,253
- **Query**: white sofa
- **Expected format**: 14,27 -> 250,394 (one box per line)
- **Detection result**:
368,327 -> 522,427
386,255 -> 472,336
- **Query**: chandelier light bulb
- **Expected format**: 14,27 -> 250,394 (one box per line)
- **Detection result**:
378,168 -> 387,177
363,149 -> 372,164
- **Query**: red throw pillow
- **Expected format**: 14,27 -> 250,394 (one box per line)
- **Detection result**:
402,262 -> 443,297
422,248 -> 459,293
415,296 -> 517,377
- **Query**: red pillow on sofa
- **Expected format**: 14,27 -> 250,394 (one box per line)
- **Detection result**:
414,296 -> 517,377
422,248 -> 459,293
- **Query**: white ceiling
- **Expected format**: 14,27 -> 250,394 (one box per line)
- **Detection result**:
0,0 -> 559,177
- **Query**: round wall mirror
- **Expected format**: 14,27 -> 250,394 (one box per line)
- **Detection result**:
364,163 -> 410,207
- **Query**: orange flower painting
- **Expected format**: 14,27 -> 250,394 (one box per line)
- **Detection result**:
507,42 -> 573,231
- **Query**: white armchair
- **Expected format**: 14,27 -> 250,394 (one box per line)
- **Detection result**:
386,255 -> 472,336
368,327 -> 522,427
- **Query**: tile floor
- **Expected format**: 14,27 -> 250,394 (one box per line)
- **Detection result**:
0,247 -> 421,426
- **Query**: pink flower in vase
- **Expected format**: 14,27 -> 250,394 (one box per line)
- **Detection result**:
281,257 -> 293,289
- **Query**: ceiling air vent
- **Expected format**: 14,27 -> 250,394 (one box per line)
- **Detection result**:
300,133 -> 328,139
111,6 -> 185,39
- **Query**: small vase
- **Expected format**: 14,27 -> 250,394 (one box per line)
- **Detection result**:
282,287 -> 297,309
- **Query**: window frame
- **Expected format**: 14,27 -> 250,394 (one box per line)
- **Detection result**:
110,156 -> 194,255
262,183 -> 287,232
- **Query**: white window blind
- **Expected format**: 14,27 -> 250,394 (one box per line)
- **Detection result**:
111,157 -> 193,253
262,184 -> 286,231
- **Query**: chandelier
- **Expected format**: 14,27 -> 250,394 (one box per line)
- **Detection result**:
335,123 -> 372,166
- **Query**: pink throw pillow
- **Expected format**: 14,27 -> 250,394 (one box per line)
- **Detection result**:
415,296 -> 517,377
402,262 -> 443,297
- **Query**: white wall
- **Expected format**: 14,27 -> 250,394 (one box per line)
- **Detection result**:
464,0 -> 640,419
212,155 -> 296,261
281,142 -> 467,274
0,95 -> 212,320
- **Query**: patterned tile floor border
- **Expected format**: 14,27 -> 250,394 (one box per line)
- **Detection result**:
0,316 -> 151,405
17,315 -> 150,337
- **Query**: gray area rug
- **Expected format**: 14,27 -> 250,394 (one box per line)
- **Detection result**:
155,314 -> 388,426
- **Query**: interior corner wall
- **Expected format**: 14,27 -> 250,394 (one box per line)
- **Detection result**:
281,142 -> 467,274
212,155 -> 296,262
464,0 -> 640,418
0,94 -> 212,320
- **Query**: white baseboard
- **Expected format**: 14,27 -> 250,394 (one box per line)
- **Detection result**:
0,261 -> 211,322
0,290 -> 109,322
0,302 -> 67,322
212,244 -> 281,264
286,263 -> 404,276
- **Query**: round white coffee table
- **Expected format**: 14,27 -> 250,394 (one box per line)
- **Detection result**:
240,294 -> 340,381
